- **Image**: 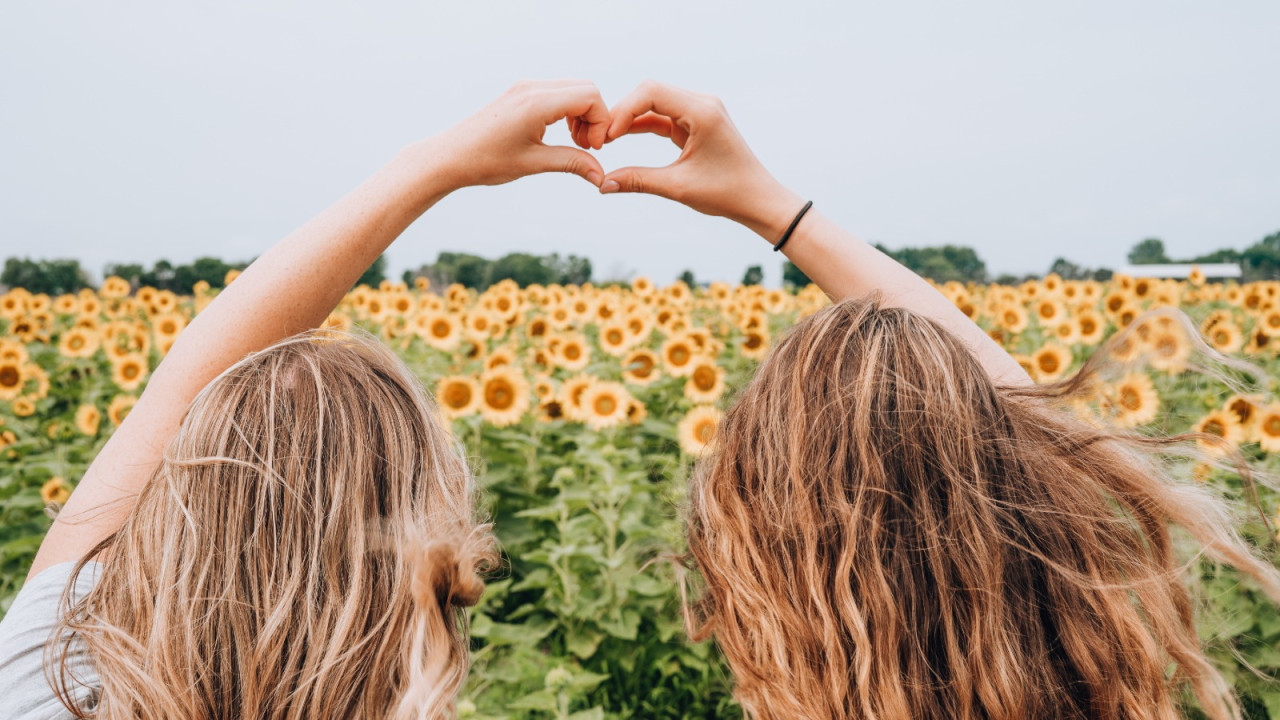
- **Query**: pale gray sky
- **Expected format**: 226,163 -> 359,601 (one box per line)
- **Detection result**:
2,1 -> 1278,286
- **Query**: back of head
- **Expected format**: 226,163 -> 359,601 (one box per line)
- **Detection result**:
52,330 -> 494,720
687,296 -> 1280,720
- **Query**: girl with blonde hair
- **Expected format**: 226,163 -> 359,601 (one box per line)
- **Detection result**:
596,81 -> 1280,719
0,79 -> 615,719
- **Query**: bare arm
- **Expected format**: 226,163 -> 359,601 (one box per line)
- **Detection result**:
29,80 -> 612,579
597,81 -> 1031,387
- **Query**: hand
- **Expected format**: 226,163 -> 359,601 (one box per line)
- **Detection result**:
599,80 -> 806,242
430,79 -> 611,190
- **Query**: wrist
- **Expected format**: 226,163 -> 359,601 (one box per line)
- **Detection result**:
734,180 -> 806,244
393,137 -> 465,203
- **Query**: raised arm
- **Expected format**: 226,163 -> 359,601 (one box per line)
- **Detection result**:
597,81 -> 1030,387
29,80 -> 612,579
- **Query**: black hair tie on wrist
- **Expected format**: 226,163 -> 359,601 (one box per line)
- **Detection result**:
772,200 -> 813,252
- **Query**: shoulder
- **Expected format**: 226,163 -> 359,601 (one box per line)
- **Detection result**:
0,561 -> 102,720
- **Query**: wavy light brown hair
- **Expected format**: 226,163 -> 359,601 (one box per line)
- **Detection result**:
49,330 -> 495,719
687,296 -> 1280,720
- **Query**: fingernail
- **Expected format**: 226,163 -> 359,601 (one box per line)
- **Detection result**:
587,171 -> 603,187
600,180 -> 620,194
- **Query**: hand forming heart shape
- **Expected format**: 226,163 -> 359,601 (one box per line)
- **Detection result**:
436,80 -> 807,245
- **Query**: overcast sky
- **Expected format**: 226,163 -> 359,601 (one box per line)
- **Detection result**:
2,2 -> 1277,286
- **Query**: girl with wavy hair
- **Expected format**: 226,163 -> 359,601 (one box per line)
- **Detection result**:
596,81 -> 1280,719
0,80 -> 616,719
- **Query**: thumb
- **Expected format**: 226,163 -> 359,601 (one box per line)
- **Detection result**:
599,166 -> 682,201
531,145 -> 605,187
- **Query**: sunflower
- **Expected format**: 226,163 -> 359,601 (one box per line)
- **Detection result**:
1188,266 -> 1206,286
626,398 -> 648,425
580,381 -> 631,430
479,367 -> 530,428
1258,309 -> 1280,338
553,332 -> 591,371
485,347 -> 517,371
533,376 -> 557,403
111,354 -> 149,391
56,328 -> 98,360
100,276 -> 131,298
1034,299 -> 1066,327
41,476 -> 71,505
684,359 -> 726,404
1075,310 -> 1106,346
1205,320 -> 1243,354
1255,404 -> 1280,453
678,405 -> 723,456
1145,328 -> 1191,374
740,329 -> 770,360
661,335 -> 700,376
597,321 -> 632,357
1193,410 -> 1244,456
621,349 -> 661,386
107,394 -> 138,426
152,312 -> 187,340
996,304 -> 1029,334
436,375 -> 481,419
1223,394 -> 1260,434
12,396 -> 36,417
0,360 -> 24,400
632,276 -> 655,296
1052,321 -> 1079,345
419,312 -> 462,351
1107,373 -> 1159,428
75,404 -> 101,436
558,374 -> 597,422
1031,343 -> 1072,383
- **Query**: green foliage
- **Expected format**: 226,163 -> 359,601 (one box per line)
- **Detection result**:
407,252 -> 594,290
874,244 -> 988,283
1,258 -> 92,295
104,256 -> 250,293
781,261 -> 811,288
357,254 -> 388,288
677,270 -> 697,288
740,265 -> 763,286
1128,237 -> 1171,265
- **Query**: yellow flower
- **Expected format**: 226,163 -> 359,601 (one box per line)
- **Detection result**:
436,375 -> 481,419
41,476 -> 71,505
1194,410 -> 1244,456
75,404 -> 101,436
1145,327 -> 1191,374
1106,373 -> 1159,428
740,329 -> 770,361
479,368 -> 530,428
684,359 -> 726,404
558,374 -> 598,422
553,332 -> 591,371
1223,394 -> 1260,435
1031,343 -> 1072,383
626,398 -> 648,425
597,321 -> 632,357
678,405 -> 723,455
1205,320 -> 1243,354
13,396 -> 36,417
0,360 -> 24,400
621,349 -> 661,386
152,312 -> 187,340
1075,310 -> 1106,346
111,353 -> 149,391
1255,404 -> 1280,453
58,328 -> 100,359
100,275 -> 131,299
996,303 -> 1029,334
418,312 -> 462,351
580,381 -> 631,431
108,395 -> 138,426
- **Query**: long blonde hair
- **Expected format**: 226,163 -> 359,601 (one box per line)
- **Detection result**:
50,330 -> 495,719
687,296 -> 1280,720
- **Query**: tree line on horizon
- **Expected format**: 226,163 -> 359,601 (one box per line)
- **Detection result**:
3,230 -> 1278,296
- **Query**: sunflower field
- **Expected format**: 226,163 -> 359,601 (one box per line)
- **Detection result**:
3,271 -> 1280,718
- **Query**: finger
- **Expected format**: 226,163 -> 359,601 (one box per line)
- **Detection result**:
606,80 -> 703,142
535,85 -> 611,149
599,164 -> 684,200
566,117 -> 588,149
532,145 -> 606,187
609,112 -> 693,150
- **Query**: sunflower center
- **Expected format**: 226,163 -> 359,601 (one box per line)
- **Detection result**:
1119,387 -> 1141,411
630,355 -> 654,378
445,384 -> 473,409
693,366 -> 717,391
564,345 -> 581,360
594,395 -> 617,415
122,364 -> 140,380
669,346 -> 690,365
1038,354 -> 1060,373
0,366 -> 18,388
431,321 -> 451,338
485,381 -> 514,410
744,335 -> 763,350
1203,420 -> 1224,438
695,420 -> 715,443
606,330 -> 623,345
1265,416 -> 1280,436
69,335 -> 85,350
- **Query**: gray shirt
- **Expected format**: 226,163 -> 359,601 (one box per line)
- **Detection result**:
0,562 -> 101,719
